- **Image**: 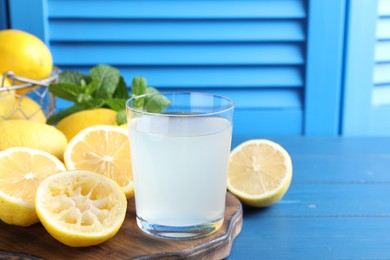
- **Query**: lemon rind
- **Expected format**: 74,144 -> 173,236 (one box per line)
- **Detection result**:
227,139 -> 293,206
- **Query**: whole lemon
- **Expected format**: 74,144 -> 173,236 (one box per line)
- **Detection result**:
56,108 -> 118,141
9,96 -> 46,123
0,29 -> 53,94
0,120 -> 67,160
0,75 -> 16,119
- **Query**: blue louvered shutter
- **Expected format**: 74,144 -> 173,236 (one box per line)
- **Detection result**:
342,0 -> 390,135
7,0 -> 346,139
371,0 -> 390,134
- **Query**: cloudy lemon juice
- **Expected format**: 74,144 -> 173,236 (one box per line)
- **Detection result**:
127,92 -> 234,239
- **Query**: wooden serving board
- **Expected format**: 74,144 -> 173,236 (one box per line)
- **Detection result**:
0,192 -> 242,260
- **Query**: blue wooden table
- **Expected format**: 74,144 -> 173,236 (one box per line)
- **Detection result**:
228,137 -> 390,259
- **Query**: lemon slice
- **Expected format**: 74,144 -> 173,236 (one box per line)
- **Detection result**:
227,139 -> 293,207
35,170 -> 127,247
0,147 -> 66,226
64,125 -> 134,198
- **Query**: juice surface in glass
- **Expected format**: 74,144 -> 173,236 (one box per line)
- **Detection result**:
129,116 -> 232,227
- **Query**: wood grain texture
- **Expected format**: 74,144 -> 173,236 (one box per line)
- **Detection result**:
0,192 -> 242,260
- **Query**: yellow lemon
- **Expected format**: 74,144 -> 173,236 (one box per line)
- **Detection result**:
35,170 -> 127,247
56,108 -> 118,141
9,96 -> 46,123
64,125 -> 133,198
0,120 -> 67,160
0,29 -> 53,94
227,139 -> 293,207
0,147 -> 66,226
0,75 -> 16,119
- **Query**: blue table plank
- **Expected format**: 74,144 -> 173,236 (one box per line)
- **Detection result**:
291,155 -> 390,182
228,137 -> 390,259
232,136 -> 390,155
253,184 -> 390,216
229,218 -> 390,259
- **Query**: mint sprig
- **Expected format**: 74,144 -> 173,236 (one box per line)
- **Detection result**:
47,65 -> 169,125
130,76 -> 170,113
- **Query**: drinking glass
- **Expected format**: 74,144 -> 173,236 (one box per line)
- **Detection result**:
126,92 -> 234,240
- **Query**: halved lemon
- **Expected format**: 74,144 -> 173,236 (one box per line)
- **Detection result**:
227,139 -> 293,207
63,125 -> 134,198
35,170 -> 127,247
0,147 -> 66,226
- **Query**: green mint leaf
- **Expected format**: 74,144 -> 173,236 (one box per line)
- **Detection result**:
134,97 -> 144,108
116,109 -> 127,125
80,79 -> 87,88
89,64 -> 120,99
84,98 -> 105,109
132,76 -> 147,96
49,83 -> 84,103
58,71 -> 90,85
144,94 -> 171,113
131,77 -> 148,109
146,87 -> 158,94
76,93 -> 93,104
114,76 -> 130,99
47,104 -> 86,125
84,78 -> 99,95
129,76 -> 170,113
104,98 -> 127,111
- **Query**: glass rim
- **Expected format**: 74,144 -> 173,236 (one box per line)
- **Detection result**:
126,91 -> 235,117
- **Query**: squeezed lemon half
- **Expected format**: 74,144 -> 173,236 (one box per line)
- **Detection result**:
35,170 -> 127,247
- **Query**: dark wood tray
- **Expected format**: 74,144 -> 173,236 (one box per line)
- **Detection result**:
0,192 -> 242,259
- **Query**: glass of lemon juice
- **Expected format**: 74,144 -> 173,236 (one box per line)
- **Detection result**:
126,92 -> 234,240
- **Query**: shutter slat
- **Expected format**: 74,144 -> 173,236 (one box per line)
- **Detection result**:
59,66 -> 303,88
49,20 -> 305,42
161,88 -> 302,109
375,41 -> 390,61
378,0 -> 390,16
372,85 -> 390,106
55,88 -> 302,111
234,109 -> 302,136
373,63 -> 390,84
48,0 -> 305,19
52,43 -> 304,65
376,17 -> 390,39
